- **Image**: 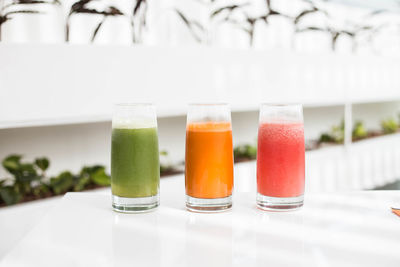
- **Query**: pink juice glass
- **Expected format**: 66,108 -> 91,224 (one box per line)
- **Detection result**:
256,104 -> 305,211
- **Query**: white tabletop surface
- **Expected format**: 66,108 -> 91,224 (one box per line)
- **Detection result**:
1,175 -> 400,267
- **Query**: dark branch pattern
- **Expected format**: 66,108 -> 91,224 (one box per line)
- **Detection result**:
66,0 -> 124,42
131,0 -> 147,43
294,7 -> 322,25
91,16 -> 106,42
0,0 -> 395,52
0,0 -> 59,41
66,0 -> 147,43
133,0 -> 145,16
210,3 -> 249,19
1,0 -> 60,12
175,9 -> 205,43
208,0 -> 291,45
296,24 -> 374,51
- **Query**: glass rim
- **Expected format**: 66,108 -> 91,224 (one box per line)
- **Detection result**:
114,103 -> 154,107
188,103 -> 229,106
260,103 -> 302,107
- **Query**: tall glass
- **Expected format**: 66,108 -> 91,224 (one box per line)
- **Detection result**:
111,103 -> 160,213
185,104 -> 234,212
256,104 -> 305,211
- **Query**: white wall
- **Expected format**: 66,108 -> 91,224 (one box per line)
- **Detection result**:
0,122 -> 111,178
304,106 -> 344,140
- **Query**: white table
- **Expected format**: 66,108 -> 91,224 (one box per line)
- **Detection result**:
1,176 -> 400,267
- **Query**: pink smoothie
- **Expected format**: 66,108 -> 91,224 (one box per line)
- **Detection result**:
257,122 -> 305,197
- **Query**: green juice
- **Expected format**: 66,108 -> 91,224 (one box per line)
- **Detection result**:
111,127 -> 160,198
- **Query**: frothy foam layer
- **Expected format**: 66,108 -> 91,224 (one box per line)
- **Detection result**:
112,118 -> 157,129
258,122 -> 304,141
260,118 -> 302,124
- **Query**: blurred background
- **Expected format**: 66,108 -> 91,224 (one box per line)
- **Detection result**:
1,0 -> 400,255
1,0 -> 400,186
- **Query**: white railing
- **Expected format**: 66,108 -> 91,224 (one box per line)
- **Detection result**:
235,133 -> 400,193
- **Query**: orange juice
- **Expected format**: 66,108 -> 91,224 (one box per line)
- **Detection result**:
185,122 -> 234,199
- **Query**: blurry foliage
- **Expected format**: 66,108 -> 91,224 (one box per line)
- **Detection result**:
2,114 -> 399,206
0,0 -> 394,50
296,24 -> 375,51
0,155 -> 110,206
0,150 -> 185,207
234,144 -> 257,161
66,0 -> 147,43
217,0 -> 290,45
66,0 -> 124,42
0,0 -> 60,40
131,0 -> 147,43
319,120 -> 345,144
176,0 -> 290,45
318,120 -> 366,144
352,120 -> 367,140
381,118 -> 398,134
319,117 -> 400,145
175,8 -> 205,43
175,0 -> 389,50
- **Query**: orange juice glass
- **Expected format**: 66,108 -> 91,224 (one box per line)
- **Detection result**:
185,104 -> 234,212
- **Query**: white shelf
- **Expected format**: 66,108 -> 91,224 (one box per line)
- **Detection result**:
0,103 -> 351,129
2,98 -> 400,129
0,44 -> 399,129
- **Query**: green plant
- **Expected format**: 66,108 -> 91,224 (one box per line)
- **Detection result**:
381,118 -> 398,134
0,155 -> 110,206
49,165 -> 110,194
318,133 -> 335,143
352,120 -> 367,140
319,120 -> 371,143
0,155 -> 48,205
331,120 -> 345,143
319,120 -> 345,144
234,144 -> 257,161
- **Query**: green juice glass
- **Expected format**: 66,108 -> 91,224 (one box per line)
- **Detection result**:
111,103 -> 160,213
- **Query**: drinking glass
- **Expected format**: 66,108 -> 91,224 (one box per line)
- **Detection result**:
185,104 -> 234,212
111,103 -> 160,213
256,104 -> 305,211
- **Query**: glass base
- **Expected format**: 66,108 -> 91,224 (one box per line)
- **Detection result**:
112,194 -> 159,213
256,193 -> 304,211
186,195 -> 232,213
